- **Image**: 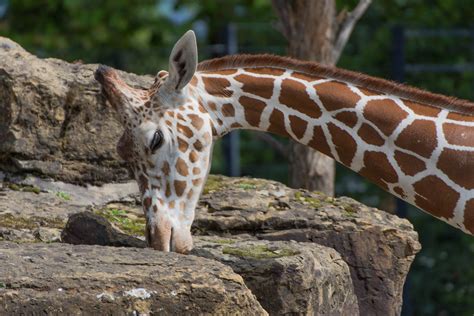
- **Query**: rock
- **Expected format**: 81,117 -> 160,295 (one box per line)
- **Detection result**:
61,212 -> 146,248
192,237 -> 359,315
0,242 -> 266,315
0,37 -> 152,184
193,175 -> 421,316
33,227 -> 62,243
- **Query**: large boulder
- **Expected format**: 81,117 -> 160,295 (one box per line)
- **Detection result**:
0,37 -> 151,184
0,242 -> 267,315
194,176 -> 421,316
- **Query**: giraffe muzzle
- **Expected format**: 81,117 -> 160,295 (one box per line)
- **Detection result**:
146,219 -> 193,254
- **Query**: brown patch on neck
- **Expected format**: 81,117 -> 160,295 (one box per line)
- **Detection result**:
413,175 -> 459,220
315,81 -> 360,111
202,77 -> 233,97
235,74 -> 274,99
363,99 -> 408,136
359,151 -> 398,190
198,54 -> 474,116
279,79 -> 322,119
394,151 -> 426,176
465,199 -> 474,234
240,96 -> 267,127
395,120 -> 437,158
437,149 -> 474,190
328,123 -> 357,166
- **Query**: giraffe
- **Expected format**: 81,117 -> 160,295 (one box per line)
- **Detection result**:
95,30 -> 474,253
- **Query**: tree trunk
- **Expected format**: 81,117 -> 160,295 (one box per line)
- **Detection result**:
272,0 -> 371,196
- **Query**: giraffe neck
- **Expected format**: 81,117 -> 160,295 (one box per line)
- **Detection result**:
192,64 -> 474,235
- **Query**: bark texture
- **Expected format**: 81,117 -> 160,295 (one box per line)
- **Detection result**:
272,0 -> 371,195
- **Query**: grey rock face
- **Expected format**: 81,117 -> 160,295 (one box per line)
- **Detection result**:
194,176 -> 421,316
0,36 -> 152,184
193,237 -> 359,315
0,242 -> 267,315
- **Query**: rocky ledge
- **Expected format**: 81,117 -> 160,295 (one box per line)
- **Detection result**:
0,174 -> 420,315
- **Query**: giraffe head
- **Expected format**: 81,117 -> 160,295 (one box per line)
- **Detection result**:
95,31 -> 213,253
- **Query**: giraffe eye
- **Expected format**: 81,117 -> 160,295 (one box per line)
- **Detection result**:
150,130 -> 164,152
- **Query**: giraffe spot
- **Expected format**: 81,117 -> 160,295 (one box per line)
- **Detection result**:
143,197 -> 152,210
359,151 -> 398,190
117,131 -> 134,162
413,175 -> 459,220
144,101 -> 151,108
437,149 -> 474,190
394,151 -> 426,176
393,186 -> 406,198
358,123 -> 385,146
192,167 -> 200,175
364,99 -> 408,136
169,201 -> 175,209
307,126 -> 332,157
280,79 -> 322,119
162,161 -> 170,176
189,76 -> 198,86
464,199 -> 474,234
187,189 -> 194,199
335,111 -> 358,128
230,122 -> 242,129
404,100 -> 441,117
289,115 -> 308,140
189,151 -> 198,163
222,103 -> 235,117
176,157 -> 189,176
268,108 -> 287,136
177,123 -> 193,138
235,74 -> 274,99
194,140 -> 203,151
217,118 -> 223,126
147,160 -> 155,169
165,183 -> 171,197
188,114 -> 204,130
292,72 -> 324,82
202,77 -> 233,97
244,68 -> 286,76
198,105 -> 207,113
240,96 -> 266,128
395,120 -> 437,158
165,120 -> 172,127
174,180 -> 186,196
177,113 -> 185,121
153,205 -> 158,213
328,123 -> 357,166
314,81 -> 360,112
447,112 -> 474,122
192,178 -> 202,186
211,125 -> 218,137
207,101 -> 217,111
443,123 -> 474,147
178,137 -> 188,152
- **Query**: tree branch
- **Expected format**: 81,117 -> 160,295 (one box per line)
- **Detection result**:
333,0 -> 372,62
252,132 -> 289,160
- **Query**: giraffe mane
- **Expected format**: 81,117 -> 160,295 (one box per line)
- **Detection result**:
198,54 -> 474,116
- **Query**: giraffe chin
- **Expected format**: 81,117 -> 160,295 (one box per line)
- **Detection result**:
146,221 -> 193,254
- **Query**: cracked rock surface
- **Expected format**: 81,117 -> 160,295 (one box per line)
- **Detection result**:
0,36 -> 152,184
0,242 -> 266,315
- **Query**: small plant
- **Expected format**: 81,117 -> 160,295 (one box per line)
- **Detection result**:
56,191 -> 71,201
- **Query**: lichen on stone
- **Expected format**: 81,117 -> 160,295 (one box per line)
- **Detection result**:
94,207 -> 145,236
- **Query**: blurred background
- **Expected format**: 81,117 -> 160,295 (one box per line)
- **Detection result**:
1,0 -> 473,314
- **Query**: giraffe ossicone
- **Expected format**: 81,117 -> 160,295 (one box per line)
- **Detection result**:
95,30 -> 474,253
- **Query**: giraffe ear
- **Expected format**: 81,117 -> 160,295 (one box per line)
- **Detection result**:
166,30 -> 198,91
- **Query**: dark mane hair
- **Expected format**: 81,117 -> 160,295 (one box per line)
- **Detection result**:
198,54 -> 474,116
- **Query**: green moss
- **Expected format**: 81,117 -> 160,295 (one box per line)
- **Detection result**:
237,183 -> 256,190
22,186 -> 41,194
0,214 -> 65,230
56,191 -> 71,201
203,175 -> 227,194
294,191 -> 322,208
212,238 -> 236,245
95,208 -> 145,236
342,203 -> 357,217
6,183 -> 41,194
223,245 -> 300,259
